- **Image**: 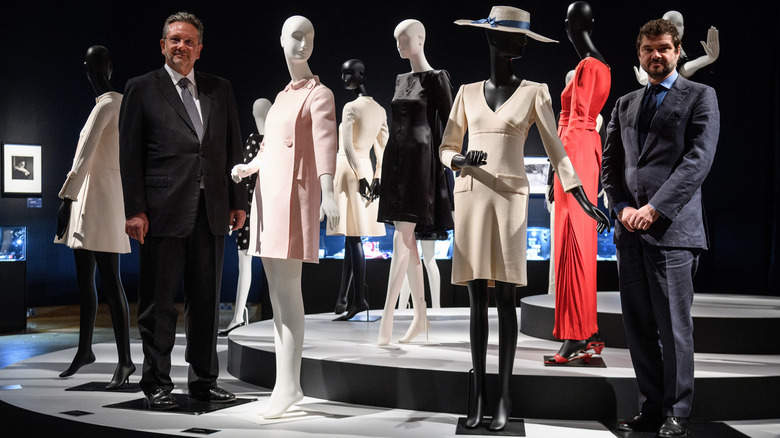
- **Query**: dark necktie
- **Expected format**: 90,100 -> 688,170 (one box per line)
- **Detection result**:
178,77 -> 203,140
638,84 -> 664,135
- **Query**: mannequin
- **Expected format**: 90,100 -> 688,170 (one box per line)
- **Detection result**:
219,98 -> 272,337
548,1 -> 610,363
634,10 -> 719,85
445,7 -> 609,431
397,239 -> 441,309
376,19 -> 453,345
54,45 -> 134,389
328,59 -> 388,321
232,15 -> 339,419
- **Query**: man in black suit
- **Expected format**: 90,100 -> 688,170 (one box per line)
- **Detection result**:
119,11 -> 246,410
602,18 -> 719,438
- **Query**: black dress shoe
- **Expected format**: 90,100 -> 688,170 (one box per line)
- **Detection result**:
617,411 -> 664,432
189,386 -> 236,403
658,416 -> 690,437
143,388 -> 179,410
218,321 -> 247,337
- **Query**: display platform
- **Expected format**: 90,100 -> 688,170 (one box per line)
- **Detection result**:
228,303 -> 780,422
520,292 -> 780,354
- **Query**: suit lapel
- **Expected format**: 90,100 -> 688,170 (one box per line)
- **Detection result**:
625,89 -> 644,152
156,68 -> 198,137
195,72 -> 211,139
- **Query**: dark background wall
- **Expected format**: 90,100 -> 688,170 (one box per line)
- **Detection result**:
0,0 -> 777,308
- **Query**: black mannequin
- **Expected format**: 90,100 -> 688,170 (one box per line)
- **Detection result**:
57,45 -> 135,389
333,59 -> 373,321
454,28 -> 608,432
551,0 -> 609,362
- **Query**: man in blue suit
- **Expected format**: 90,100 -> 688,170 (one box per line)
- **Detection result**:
602,18 -> 719,438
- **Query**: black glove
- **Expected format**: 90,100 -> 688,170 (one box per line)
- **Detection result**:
370,178 -> 381,201
56,199 -> 73,239
358,178 -> 371,201
452,150 -> 488,168
570,186 -> 610,234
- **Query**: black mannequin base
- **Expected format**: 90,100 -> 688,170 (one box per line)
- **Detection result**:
456,417 -> 525,435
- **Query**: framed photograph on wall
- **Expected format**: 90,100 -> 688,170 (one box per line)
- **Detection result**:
2,143 -> 42,196
524,156 -> 550,194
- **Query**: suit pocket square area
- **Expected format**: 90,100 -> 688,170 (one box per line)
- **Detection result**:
145,176 -> 169,187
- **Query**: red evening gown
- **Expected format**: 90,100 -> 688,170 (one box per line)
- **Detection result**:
552,57 -> 610,340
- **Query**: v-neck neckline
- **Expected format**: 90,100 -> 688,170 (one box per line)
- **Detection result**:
481,80 -> 526,114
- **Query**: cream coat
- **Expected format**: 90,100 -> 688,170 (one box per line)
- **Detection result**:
248,77 -> 337,262
440,81 -> 581,286
327,96 -> 388,237
55,91 -> 130,253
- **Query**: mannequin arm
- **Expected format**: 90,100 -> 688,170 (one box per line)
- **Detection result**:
679,27 -> 719,78
369,178 -> 381,201
451,150 -> 487,168
231,153 -> 261,183
319,173 -> 340,230
56,199 -> 73,239
633,66 -> 649,86
569,186 -> 609,234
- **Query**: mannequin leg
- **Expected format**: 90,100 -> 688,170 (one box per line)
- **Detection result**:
335,236 -> 368,321
60,249 -> 98,377
333,242 -> 353,314
261,257 -> 305,419
465,280 -> 489,428
398,248 -> 428,343
220,249 -> 253,335
397,275 -> 411,310
377,221 -> 419,345
420,240 -> 441,308
490,281 -> 518,431
94,251 -> 136,389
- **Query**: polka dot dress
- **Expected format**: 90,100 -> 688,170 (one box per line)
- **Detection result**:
235,133 -> 262,251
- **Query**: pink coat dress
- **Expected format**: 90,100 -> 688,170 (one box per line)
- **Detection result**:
248,76 -> 337,262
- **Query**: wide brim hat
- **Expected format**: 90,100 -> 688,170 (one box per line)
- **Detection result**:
454,6 -> 558,43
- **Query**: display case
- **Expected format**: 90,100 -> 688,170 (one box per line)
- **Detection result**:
0,226 -> 27,333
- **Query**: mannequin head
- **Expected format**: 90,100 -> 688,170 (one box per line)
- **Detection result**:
84,45 -> 113,96
252,98 -> 272,135
394,19 -> 426,60
565,1 -> 594,41
662,10 -> 684,40
486,29 -> 527,59
341,59 -> 366,91
160,11 -> 203,76
281,15 -> 314,63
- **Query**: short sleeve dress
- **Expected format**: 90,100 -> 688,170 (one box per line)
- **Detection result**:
440,80 -> 582,287
552,57 -> 611,340
377,70 -> 454,238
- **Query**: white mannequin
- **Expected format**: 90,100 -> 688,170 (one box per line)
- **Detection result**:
377,19 -> 434,345
232,15 -> 339,419
221,98 -> 272,336
397,240 -> 441,309
633,11 -> 719,85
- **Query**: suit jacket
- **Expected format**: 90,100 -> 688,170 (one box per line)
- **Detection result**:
119,67 -> 245,237
602,75 -> 719,249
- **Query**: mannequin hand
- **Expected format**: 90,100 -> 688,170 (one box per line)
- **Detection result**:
626,204 -> 659,231
633,66 -> 649,86
56,198 -> 72,239
370,178 -> 380,201
452,150 -> 487,168
598,188 -> 610,211
700,26 -> 719,61
319,195 -> 340,230
570,186 -> 610,234
231,163 -> 258,183
358,178 -> 371,201
229,209 -> 246,231
125,212 -> 149,244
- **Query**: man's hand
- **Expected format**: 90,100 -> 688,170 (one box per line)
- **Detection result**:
617,206 -> 638,232
125,212 -> 149,244
230,209 -> 246,231
627,204 -> 659,231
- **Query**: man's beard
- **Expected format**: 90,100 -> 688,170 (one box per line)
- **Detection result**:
645,60 -> 676,80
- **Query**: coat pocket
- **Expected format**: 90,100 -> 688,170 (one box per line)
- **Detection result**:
493,173 -> 528,195
145,176 -> 168,187
453,175 -> 473,193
